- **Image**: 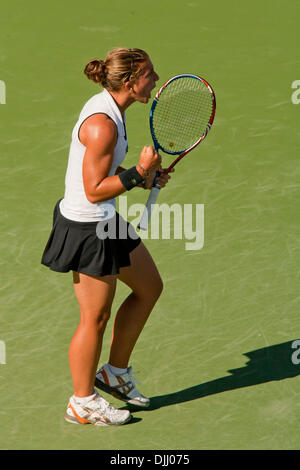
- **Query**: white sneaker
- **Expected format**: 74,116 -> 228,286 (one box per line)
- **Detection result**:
95,364 -> 150,408
64,390 -> 131,426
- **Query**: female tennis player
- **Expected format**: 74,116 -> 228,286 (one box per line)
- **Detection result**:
41,48 -> 172,426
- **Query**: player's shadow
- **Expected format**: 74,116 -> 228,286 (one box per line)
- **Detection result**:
129,340 -> 300,412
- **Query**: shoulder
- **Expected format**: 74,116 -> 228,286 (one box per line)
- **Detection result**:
79,113 -> 117,147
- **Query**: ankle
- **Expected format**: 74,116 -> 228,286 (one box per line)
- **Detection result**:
108,363 -> 128,375
73,390 -> 97,404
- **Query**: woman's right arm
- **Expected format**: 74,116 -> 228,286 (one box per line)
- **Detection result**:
80,114 -> 161,203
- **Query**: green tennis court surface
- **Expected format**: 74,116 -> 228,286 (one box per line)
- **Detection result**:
0,0 -> 300,450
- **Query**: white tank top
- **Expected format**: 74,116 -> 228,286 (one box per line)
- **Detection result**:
59,88 -> 128,222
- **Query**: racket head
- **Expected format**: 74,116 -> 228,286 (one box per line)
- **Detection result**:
149,74 -> 216,157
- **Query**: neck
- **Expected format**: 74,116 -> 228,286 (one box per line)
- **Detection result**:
108,89 -> 135,115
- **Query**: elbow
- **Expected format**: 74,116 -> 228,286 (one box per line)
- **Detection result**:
85,189 -> 107,204
84,187 -> 94,203
86,194 -> 97,204
84,184 -> 100,204
85,193 -> 103,204
84,179 -> 107,204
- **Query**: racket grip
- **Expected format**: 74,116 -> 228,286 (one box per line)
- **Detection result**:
137,185 -> 161,231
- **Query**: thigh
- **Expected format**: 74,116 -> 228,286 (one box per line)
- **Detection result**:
117,242 -> 163,297
73,271 -> 117,320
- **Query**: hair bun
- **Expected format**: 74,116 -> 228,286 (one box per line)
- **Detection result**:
84,59 -> 106,84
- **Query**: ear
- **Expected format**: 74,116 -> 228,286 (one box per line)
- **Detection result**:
123,80 -> 136,95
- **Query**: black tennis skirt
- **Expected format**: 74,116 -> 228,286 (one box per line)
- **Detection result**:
41,199 -> 141,277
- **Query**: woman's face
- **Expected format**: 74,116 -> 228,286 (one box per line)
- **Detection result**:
130,59 -> 159,103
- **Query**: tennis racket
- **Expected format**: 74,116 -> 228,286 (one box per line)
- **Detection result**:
137,74 -> 216,231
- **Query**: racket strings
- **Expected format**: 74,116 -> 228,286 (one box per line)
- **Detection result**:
152,76 -> 214,153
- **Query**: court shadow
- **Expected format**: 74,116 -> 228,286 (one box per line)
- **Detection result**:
126,416 -> 143,425
129,340 -> 300,412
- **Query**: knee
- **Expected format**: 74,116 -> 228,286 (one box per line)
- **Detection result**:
155,276 -> 164,300
80,308 -> 112,332
96,308 -> 112,331
143,275 -> 163,304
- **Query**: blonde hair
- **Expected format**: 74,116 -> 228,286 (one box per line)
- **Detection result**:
84,47 -> 149,91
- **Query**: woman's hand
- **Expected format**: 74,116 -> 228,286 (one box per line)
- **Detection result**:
143,166 -> 175,190
137,146 -> 162,176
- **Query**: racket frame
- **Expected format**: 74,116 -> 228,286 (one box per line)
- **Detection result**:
150,74 -> 216,171
138,73 -> 216,230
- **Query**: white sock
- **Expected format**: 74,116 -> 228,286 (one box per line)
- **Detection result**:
108,364 -> 128,376
73,391 -> 97,405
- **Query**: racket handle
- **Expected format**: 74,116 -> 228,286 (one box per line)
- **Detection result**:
137,185 -> 161,231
